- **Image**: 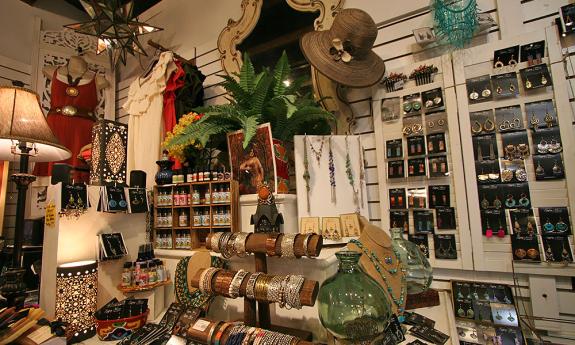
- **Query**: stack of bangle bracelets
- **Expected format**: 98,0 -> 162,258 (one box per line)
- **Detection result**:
198,268 -> 306,309
209,232 -> 319,259
198,320 -> 301,345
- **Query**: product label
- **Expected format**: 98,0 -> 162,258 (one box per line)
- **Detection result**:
192,319 -> 210,332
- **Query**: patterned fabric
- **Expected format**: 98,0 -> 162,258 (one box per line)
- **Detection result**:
174,255 -> 225,309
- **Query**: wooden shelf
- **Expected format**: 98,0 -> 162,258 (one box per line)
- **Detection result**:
173,205 -> 192,208
117,279 -> 171,293
191,204 -> 211,207
155,205 -> 172,208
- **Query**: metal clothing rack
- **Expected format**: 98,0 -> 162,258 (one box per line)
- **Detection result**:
147,40 -> 196,66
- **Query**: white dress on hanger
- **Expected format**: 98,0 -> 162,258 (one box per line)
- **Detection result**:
123,51 -> 176,188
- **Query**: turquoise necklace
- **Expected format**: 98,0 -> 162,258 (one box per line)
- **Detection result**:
349,239 -> 407,315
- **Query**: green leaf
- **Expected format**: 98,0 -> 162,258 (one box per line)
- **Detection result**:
239,53 -> 255,92
240,116 -> 260,148
272,51 -> 291,96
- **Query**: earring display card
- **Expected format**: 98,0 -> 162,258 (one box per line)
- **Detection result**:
456,324 -> 483,344
386,139 -> 403,159
480,209 -> 508,237
470,110 -> 496,136
520,40 -> 545,63
408,234 -> 430,258
561,4 -> 575,34
425,112 -> 448,134
532,127 -> 562,155
402,116 -> 424,137
99,232 -> 129,260
493,46 -> 520,68
434,234 -> 457,259
100,185 -> 129,213
476,160 -> 501,184
491,73 -> 520,98
511,234 -> 541,262
408,187 -> 427,208
500,182 -> 531,209
490,303 -> 519,327
391,210 -> 409,232
466,75 -> 493,103
428,155 -> 449,177
408,324 -> 450,345
472,301 -> 493,323
501,131 -> 530,160
389,188 -> 407,209
414,210 -> 435,233
436,207 -> 456,230
509,208 -> 537,235
542,236 -> 573,263
388,160 -> 405,179
495,327 -> 524,345
408,158 -> 427,177
422,87 -> 445,111
428,185 -> 450,208
61,183 -> 88,210
520,64 -> 552,90
407,136 -> 426,156
539,207 -> 571,235
403,93 -> 423,116
525,99 -> 556,129
426,133 -> 447,154
478,184 -> 501,210
127,188 -> 149,213
473,134 -> 498,161
382,97 -> 401,122
495,106 -> 523,132
499,159 -> 527,183
533,153 -> 565,180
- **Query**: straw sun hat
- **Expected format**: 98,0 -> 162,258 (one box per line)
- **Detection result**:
300,8 -> 385,88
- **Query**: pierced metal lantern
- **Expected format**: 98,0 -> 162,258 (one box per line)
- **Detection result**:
56,260 -> 98,343
90,119 -> 128,186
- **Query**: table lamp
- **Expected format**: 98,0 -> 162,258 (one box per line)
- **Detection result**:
56,260 -> 98,342
0,82 -> 71,306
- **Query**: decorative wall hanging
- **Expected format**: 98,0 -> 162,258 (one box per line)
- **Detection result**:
64,0 -> 162,67
90,119 -> 128,186
432,0 -> 479,49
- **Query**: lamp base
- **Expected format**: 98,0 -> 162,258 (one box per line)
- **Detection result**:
69,325 -> 96,344
0,267 -> 27,308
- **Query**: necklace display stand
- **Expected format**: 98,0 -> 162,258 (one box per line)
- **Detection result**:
191,232 -> 323,342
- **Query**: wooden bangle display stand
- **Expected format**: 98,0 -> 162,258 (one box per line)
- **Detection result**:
187,317 -> 314,345
204,232 -> 322,339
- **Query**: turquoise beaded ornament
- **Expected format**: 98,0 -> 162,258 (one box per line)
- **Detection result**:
432,0 -> 479,48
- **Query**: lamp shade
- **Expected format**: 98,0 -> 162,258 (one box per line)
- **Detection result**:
56,260 -> 98,343
0,86 -> 71,162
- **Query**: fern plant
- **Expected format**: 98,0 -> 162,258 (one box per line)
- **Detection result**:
164,51 -> 334,150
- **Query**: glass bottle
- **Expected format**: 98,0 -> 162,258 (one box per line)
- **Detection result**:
318,251 -> 392,342
121,262 -> 132,287
390,228 -> 433,294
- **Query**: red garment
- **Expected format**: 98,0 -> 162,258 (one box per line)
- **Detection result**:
34,68 -> 98,182
163,60 -> 185,169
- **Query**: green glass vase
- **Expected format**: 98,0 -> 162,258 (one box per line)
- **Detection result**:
318,251 -> 392,342
390,228 -> 433,294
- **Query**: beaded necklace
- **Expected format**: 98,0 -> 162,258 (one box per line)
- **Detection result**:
328,136 -> 336,203
303,135 -> 311,213
345,136 -> 358,208
349,239 -> 407,313
309,136 -> 326,164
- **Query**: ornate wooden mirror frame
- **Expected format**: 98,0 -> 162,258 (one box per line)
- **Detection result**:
217,0 -> 354,133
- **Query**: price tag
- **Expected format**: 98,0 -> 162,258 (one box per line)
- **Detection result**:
192,319 -> 210,332
45,201 -> 56,227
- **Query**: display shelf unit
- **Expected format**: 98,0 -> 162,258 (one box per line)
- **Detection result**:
152,180 -> 239,249
453,27 -> 575,274
372,55 -> 474,271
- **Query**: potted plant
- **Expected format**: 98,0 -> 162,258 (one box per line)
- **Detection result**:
163,51 -> 335,193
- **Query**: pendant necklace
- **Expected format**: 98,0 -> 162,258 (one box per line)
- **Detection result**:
349,239 -> 407,313
345,136 -> 358,209
65,67 -> 88,97
328,136 -> 336,203
309,136 -> 326,165
357,136 -> 365,208
303,135 -> 311,213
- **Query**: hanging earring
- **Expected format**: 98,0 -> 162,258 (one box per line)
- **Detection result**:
548,139 -> 562,154
477,143 -> 484,161
515,167 -> 527,182
458,305 -> 466,317
483,118 -> 495,132
535,161 -> 546,178
493,195 -> 502,209
496,84 -> 503,94
437,242 -> 447,257
481,195 -> 490,209
481,86 -> 491,98
537,139 -> 549,154
544,110 -> 554,127
543,218 -> 555,233
471,120 -> 483,134
525,77 -> 532,89
561,242 -> 572,262
485,219 -> 493,237
552,160 -> 563,177
509,83 -> 516,93
501,168 -> 514,182
505,194 -> 516,208
469,90 -> 479,100
555,217 -> 568,233
68,193 -> 76,209
497,219 -> 505,237
514,219 -> 522,234
447,241 -> 456,258
519,193 -> 530,207
467,305 -> 475,318
76,192 -> 84,209
119,193 -> 127,208
541,73 -> 548,85
495,310 -> 503,320
530,113 -> 539,129
527,220 -> 535,235
508,54 -> 517,68
507,312 -> 515,322
494,56 -> 504,69
545,244 -> 555,262
489,142 -> 496,160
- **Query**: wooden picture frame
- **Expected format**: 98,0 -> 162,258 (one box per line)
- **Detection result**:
299,217 -> 320,234
321,217 -> 342,240
340,213 -> 361,237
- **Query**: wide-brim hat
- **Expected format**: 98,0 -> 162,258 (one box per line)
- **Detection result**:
300,8 -> 385,88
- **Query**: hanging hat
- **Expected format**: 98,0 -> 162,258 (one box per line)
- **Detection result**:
300,8 -> 385,88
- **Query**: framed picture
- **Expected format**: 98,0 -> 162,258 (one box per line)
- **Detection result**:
227,123 -> 277,195
300,217 -> 320,234
322,217 -> 342,240
340,213 -> 361,237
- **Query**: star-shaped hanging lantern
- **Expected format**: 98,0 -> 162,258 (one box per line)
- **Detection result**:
65,0 -> 162,67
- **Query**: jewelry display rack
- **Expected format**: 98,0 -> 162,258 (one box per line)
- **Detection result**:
453,27 -> 575,275
372,55 -> 473,270
152,180 -> 239,249
199,232 -> 323,339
